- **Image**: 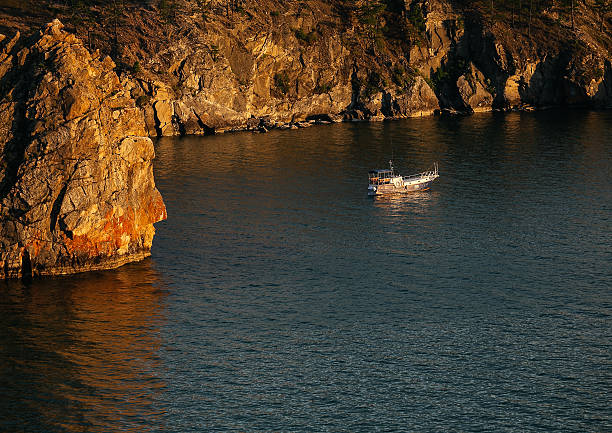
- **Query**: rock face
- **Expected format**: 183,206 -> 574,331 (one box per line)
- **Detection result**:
0,20 -> 166,279
106,1 -> 445,136
0,1 -> 611,275
2,2 -> 611,138
102,0 -> 609,135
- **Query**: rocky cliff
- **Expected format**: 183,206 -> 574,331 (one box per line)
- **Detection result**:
0,1 -> 610,277
0,20 -> 166,279
1,1 -> 611,137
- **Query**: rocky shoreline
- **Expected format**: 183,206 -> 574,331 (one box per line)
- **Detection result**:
0,0 -> 611,278
112,0 -> 610,139
201,103 -> 598,136
3,1 -> 610,140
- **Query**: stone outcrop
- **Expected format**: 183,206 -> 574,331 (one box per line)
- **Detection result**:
0,20 -> 166,279
456,63 -> 494,112
461,5 -> 612,111
111,0 -> 609,135
107,1 -> 445,136
3,1 -> 610,138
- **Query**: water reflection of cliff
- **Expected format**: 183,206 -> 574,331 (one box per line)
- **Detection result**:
0,260 -> 167,433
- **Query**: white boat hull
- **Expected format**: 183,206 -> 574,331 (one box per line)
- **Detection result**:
367,177 -> 436,196
368,162 -> 439,196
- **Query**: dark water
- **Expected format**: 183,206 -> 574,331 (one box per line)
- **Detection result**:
1,110 -> 611,432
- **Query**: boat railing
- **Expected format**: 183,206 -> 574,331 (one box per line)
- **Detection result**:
402,163 -> 438,181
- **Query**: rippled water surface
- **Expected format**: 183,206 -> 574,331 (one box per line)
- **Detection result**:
1,110 -> 611,432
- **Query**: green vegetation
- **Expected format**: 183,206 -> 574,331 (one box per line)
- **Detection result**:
407,2 -> 426,34
294,29 -> 318,44
391,65 -> 417,91
358,1 -> 386,51
363,71 -> 383,98
314,81 -> 333,94
4,0 -> 611,99
462,0 -> 604,37
273,72 -> 290,95
423,75 -> 435,92
429,56 -> 471,92
358,1 -> 386,28
430,66 -> 449,92
135,94 -> 151,107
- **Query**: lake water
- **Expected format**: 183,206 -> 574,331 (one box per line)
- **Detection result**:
1,110 -> 611,432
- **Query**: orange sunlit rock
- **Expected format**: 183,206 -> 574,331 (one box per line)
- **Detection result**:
0,20 -> 166,278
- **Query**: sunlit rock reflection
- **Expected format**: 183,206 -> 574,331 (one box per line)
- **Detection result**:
0,260 -> 167,432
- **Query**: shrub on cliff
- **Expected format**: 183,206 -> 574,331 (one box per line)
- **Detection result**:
273,72 -> 291,96
407,2 -> 426,34
294,28 -> 318,44
314,81 -> 333,94
362,71 -> 385,98
358,1 -> 387,51
136,94 -> 151,107
392,66 -> 417,91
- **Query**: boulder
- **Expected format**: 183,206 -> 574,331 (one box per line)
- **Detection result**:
153,100 -> 175,136
456,63 -> 494,112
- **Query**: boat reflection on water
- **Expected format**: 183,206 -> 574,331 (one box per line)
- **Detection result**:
371,189 -> 441,219
0,259 -> 169,433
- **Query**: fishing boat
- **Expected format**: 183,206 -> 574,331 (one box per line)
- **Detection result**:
368,161 -> 439,196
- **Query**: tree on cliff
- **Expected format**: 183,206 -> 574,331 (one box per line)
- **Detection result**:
158,0 -> 177,22
108,0 -> 125,59
490,0 -> 554,33
594,0 -> 611,30
558,0 -> 577,29
406,1 -> 426,35
64,0 -> 97,49
358,1 -> 387,53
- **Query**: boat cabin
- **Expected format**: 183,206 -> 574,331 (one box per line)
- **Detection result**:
368,169 -> 395,185
368,161 -> 439,195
